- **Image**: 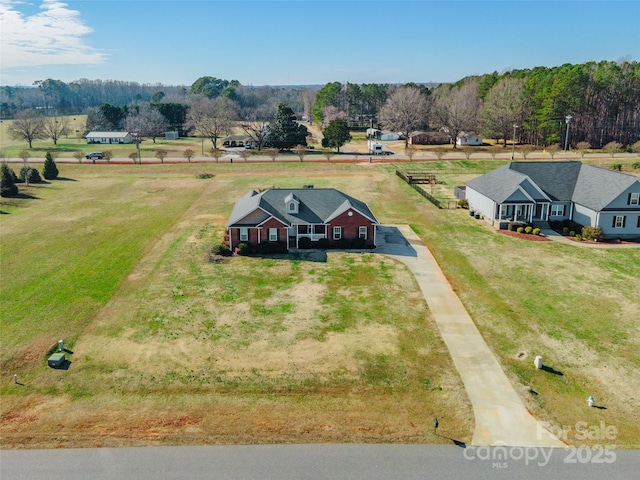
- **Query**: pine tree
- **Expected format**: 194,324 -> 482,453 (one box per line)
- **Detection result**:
1,163 -> 19,197
265,104 -> 308,150
42,152 -> 59,180
322,118 -> 352,152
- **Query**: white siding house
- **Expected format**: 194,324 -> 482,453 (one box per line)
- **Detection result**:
466,161 -> 640,239
456,131 -> 483,146
86,131 -> 133,144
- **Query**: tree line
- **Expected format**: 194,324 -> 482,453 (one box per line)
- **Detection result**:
3,61 -> 639,151
311,61 -> 640,150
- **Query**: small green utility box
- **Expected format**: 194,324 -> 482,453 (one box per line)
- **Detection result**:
48,352 -> 66,368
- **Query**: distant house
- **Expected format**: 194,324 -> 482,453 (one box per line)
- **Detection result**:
366,129 -> 401,141
227,187 -> 379,251
85,131 -> 133,144
408,131 -> 450,145
456,131 -> 483,146
466,161 -> 640,239
222,135 -> 252,148
379,131 -> 401,141
164,131 -> 179,140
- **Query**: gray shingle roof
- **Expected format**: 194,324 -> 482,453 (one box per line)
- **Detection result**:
466,161 -> 639,211
227,188 -> 379,227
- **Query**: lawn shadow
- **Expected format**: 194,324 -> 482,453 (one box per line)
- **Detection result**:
253,250 -> 328,263
55,177 -> 77,182
541,365 -> 563,376
593,405 -> 607,410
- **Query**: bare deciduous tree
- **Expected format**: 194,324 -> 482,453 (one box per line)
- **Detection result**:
301,88 -> 317,124
42,116 -> 70,145
183,148 -> 195,162
405,146 -> 417,162
8,110 -> 44,148
187,96 -> 238,149
72,150 -> 84,163
293,144 -> 307,162
155,149 -> 168,163
576,141 -> 591,159
241,121 -> 269,151
379,86 -> 430,148
546,144 -> 561,159
480,78 -> 524,146
265,148 -> 279,162
432,81 -> 480,149
603,141 -> 622,158
125,105 -> 169,143
322,106 -> 347,125
209,148 -> 224,163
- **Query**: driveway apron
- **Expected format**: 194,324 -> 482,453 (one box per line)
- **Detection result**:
375,225 -> 565,447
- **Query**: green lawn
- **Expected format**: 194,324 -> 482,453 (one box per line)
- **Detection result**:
1,161 -> 638,448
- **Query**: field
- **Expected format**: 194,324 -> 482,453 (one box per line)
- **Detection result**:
1,161 -> 639,449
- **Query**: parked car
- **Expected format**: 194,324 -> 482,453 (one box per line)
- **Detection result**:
85,152 -> 104,160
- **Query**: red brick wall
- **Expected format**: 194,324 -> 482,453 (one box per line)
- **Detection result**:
328,210 -> 376,247
230,218 -> 287,248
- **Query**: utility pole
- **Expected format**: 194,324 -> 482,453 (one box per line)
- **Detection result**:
511,124 -> 518,160
564,115 -> 573,151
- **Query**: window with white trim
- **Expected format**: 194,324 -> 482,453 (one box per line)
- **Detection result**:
613,216 -> 626,228
269,228 -> 278,241
358,226 -> 367,239
333,226 -> 342,240
288,202 -> 296,212
239,227 -> 248,241
629,192 -> 639,205
550,204 -> 565,216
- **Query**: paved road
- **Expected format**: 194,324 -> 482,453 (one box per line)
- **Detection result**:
1,444 -> 637,479
375,225 -> 564,447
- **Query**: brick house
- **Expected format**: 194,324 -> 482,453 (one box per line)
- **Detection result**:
226,187 -> 379,250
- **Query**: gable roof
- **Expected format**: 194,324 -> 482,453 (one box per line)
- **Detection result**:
466,161 -> 639,210
227,188 -> 378,228
85,131 -> 131,138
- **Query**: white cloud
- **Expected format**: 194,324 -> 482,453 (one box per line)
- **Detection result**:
0,0 -> 106,68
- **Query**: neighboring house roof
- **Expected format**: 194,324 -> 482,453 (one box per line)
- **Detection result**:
467,161 -> 640,211
457,131 -> 480,138
85,131 -> 131,138
227,188 -> 379,228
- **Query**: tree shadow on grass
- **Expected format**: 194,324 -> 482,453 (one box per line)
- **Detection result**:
12,192 -> 40,200
55,177 -> 77,182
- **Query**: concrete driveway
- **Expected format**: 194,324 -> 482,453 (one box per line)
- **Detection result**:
375,225 -> 564,447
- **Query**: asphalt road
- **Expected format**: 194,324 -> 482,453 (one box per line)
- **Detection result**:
1,445 -> 638,480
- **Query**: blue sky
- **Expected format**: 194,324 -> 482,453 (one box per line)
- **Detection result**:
1,0 -> 639,86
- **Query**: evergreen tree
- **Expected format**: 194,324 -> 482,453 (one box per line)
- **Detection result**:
322,118 -> 352,152
1,163 -> 18,197
19,166 -> 42,184
265,104 -> 308,150
42,152 -> 59,180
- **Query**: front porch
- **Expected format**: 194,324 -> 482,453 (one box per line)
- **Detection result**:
497,202 -> 549,224
288,224 -> 328,249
